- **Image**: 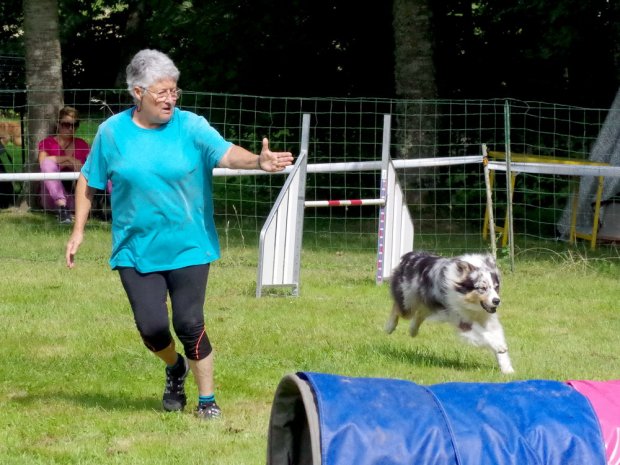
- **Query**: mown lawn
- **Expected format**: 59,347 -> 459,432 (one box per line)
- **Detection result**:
0,209 -> 619,464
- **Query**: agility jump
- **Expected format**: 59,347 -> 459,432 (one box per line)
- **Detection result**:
255,114 -> 487,297
256,114 -> 414,297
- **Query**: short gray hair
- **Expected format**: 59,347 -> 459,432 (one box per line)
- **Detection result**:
126,49 -> 180,101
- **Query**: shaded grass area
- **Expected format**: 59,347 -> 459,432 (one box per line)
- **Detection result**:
0,210 -> 619,464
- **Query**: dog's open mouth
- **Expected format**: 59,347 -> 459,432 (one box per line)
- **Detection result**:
481,302 -> 498,313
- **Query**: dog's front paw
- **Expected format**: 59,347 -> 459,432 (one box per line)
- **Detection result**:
500,364 -> 515,374
497,352 -> 515,374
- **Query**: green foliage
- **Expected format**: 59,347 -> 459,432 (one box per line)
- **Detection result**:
212,124 -> 293,218
432,0 -> 618,105
6,0 -> 617,104
0,0 -> 23,56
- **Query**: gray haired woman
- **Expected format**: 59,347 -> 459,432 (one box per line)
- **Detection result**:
66,49 -> 293,419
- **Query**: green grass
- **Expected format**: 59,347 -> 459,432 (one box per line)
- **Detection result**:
0,209 -> 619,464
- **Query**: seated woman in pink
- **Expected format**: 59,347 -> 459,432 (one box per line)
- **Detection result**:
38,106 -> 90,223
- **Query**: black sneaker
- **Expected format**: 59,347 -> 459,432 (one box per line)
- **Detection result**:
195,401 -> 222,420
162,356 -> 190,412
58,207 -> 72,224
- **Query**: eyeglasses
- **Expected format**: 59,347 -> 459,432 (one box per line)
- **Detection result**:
142,87 -> 182,102
59,121 -> 79,130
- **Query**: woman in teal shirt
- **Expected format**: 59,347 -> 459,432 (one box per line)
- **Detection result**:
65,49 -> 293,420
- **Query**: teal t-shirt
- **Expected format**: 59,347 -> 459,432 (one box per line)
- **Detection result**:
82,107 -> 232,272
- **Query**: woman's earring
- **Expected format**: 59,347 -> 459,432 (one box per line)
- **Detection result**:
136,100 -> 142,112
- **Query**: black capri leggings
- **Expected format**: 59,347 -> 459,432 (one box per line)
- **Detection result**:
118,264 -> 212,360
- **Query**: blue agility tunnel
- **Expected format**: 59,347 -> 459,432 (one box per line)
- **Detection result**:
266,372 -> 610,465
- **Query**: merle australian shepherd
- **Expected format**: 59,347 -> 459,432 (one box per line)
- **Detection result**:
385,251 -> 514,374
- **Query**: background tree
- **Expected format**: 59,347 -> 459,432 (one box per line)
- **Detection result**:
393,0 -> 438,203
59,0 -> 134,88
0,0 -> 25,89
3,1 -> 619,106
22,0 -> 64,210
105,0 -> 616,105
99,0 -> 395,98
432,0 -> 619,106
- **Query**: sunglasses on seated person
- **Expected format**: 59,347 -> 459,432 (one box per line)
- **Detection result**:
59,121 -> 80,130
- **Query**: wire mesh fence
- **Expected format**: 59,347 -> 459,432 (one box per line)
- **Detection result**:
0,89 -> 616,260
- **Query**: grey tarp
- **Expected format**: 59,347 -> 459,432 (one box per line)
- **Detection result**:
557,88 -> 620,238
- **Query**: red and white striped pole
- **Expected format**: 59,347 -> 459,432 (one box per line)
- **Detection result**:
304,199 -> 385,208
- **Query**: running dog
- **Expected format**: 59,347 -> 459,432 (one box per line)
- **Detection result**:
385,251 -> 515,374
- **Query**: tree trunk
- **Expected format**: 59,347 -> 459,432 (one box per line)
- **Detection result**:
393,0 -> 438,205
22,0 -> 63,210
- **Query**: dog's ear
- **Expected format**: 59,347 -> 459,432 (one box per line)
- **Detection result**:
455,260 -> 474,275
483,254 -> 501,287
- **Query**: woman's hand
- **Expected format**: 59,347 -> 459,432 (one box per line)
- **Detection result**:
218,138 -> 294,171
65,230 -> 84,268
257,138 -> 294,172
58,156 -> 82,171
